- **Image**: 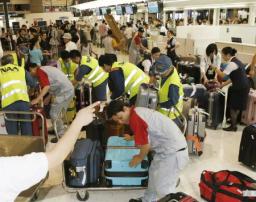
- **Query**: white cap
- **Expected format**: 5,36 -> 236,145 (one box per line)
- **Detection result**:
63,33 -> 72,39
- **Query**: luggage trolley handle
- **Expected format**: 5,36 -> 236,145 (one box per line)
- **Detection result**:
1,111 -> 46,146
169,105 -> 187,135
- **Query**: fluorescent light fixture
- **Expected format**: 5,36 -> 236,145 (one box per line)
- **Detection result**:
72,0 -> 146,10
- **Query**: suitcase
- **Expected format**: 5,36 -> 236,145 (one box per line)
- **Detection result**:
183,84 -> 206,103
238,124 -> 256,169
64,138 -> 103,188
182,98 -> 195,120
186,107 -> 207,156
75,83 -> 91,111
135,83 -> 158,109
241,89 -> 256,125
177,62 -> 201,84
31,107 -> 48,143
204,81 -> 220,92
158,192 -> 199,202
104,136 -> 149,186
206,91 -> 225,129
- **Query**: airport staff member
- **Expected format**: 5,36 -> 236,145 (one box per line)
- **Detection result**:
166,30 -> 180,66
99,54 -> 149,105
57,50 -> 78,81
213,47 -> 250,132
107,100 -> 189,202
0,102 -> 100,202
151,55 -> 184,126
129,27 -> 148,65
69,50 -> 108,102
0,55 -> 36,136
29,63 -> 74,142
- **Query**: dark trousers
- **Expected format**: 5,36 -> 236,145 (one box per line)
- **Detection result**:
3,101 -> 32,136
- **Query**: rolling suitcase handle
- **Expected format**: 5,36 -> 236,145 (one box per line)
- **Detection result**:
1,110 -> 46,147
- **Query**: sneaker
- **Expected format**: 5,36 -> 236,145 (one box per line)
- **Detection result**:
223,126 -> 237,132
50,137 -> 58,143
129,198 -> 143,202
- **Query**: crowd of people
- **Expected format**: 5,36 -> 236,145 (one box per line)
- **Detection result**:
0,17 -> 256,202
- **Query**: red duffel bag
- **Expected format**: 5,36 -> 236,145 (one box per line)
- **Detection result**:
199,170 -> 256,202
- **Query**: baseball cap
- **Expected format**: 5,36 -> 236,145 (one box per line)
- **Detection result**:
152,54 -> 173,74
63,33 -> 72,39
138,27 -> 144,33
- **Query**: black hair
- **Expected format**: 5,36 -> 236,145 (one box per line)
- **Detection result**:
28,63 -> 39,69
151,47 -> 160,55
1,54 -> 14,66
108,29 -> 113,36
98,54 -> 117,67
69,50 -> 81,59
60,50 -> 70,60
29,36 -> 39,50
106,100 -> 129,119
206,43 -> 218,56
168,30 -> 175,35
222,47 -> 237,56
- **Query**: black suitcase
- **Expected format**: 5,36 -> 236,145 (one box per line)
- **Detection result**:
158,192 -> 199,202
75,83 -> 91,111
64,138 -> 103,188
177,62 -> 201,84
204,91 -> 225,129
239,125 -> 256,170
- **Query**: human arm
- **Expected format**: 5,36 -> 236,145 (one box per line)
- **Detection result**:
159,85 -> 180,109
129,144 -> 150,167
141,59 -> 152,74
31,85 -> 50,105
108,70 -> 125,99
46,102 -> 100,169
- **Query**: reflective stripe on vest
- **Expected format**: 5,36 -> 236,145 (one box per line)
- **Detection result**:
2,80 -> 26,89
91,72 -> 105,83
125,69 -> 138,87
130,74 -> 146,89
88,65 -> 100,80
2,89 -> 28,101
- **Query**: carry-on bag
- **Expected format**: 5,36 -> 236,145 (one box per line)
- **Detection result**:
135,83 -> 158,109
75,83 -> 91,111
199,170 -> 256,202
238,124 -> 256,169
183,84 -> 206,103
104,136 -> 148,186
177,62 -> 201,84
241,89 -> 256,125
31,107 -> 48,143
205,90 -> 225,129
186,107 -> 207,156
64,138 -> 102,188
158,192 -> 198,202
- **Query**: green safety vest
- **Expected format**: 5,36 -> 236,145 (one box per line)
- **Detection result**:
0,64 -> 29,108
80,56 -> 108,87
158,68 -> 184,120
58,58 -> 77,81
112,62 -> 149,99
11,52 -> 25,68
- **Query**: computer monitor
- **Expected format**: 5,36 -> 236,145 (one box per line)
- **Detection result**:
148,1 -> 158,14
231,37 -> 242,43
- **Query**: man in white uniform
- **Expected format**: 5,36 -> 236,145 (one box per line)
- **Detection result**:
63,33 -> 78,52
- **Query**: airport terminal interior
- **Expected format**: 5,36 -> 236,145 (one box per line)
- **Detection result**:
0,0 -> 256,202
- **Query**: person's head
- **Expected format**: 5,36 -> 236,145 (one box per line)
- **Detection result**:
206,43 -> 218,58
69,50 -> 81,64
151,47 -> 161,60
102,20 -> 105,24
221,47 -> 237,62
138,27 -> 144,37
106,100 -> 131,124
29,63 -> 40,77
1,54 -> 14,66
152,54 -> 174,77
62,32 -> 72,44
29,36 -> 40,50
98,54 -> 117,72
41,32 -> 47,40
29,27 -> 38,37
107,29 -> 113,36
167,30 -> 175,38
60,50 -> 70,63
19,29 -> 27,37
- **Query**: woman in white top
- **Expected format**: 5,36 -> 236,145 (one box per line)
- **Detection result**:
200,43 -> 221,83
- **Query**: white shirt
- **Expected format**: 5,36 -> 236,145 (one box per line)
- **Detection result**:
223,57 -> 239,75
160,25 -> 167,35
65,41 -> 78,52
124,27 -> 133,39
0,152 -> 48,202
142,58 -> 154,74
200,52 -> 222,74
103,36 -> 116,54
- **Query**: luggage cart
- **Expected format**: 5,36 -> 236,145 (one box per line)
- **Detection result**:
0,110 -> 47,201
61,109 -> 188,201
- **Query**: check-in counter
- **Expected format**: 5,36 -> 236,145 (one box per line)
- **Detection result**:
216,41 -> 256,64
